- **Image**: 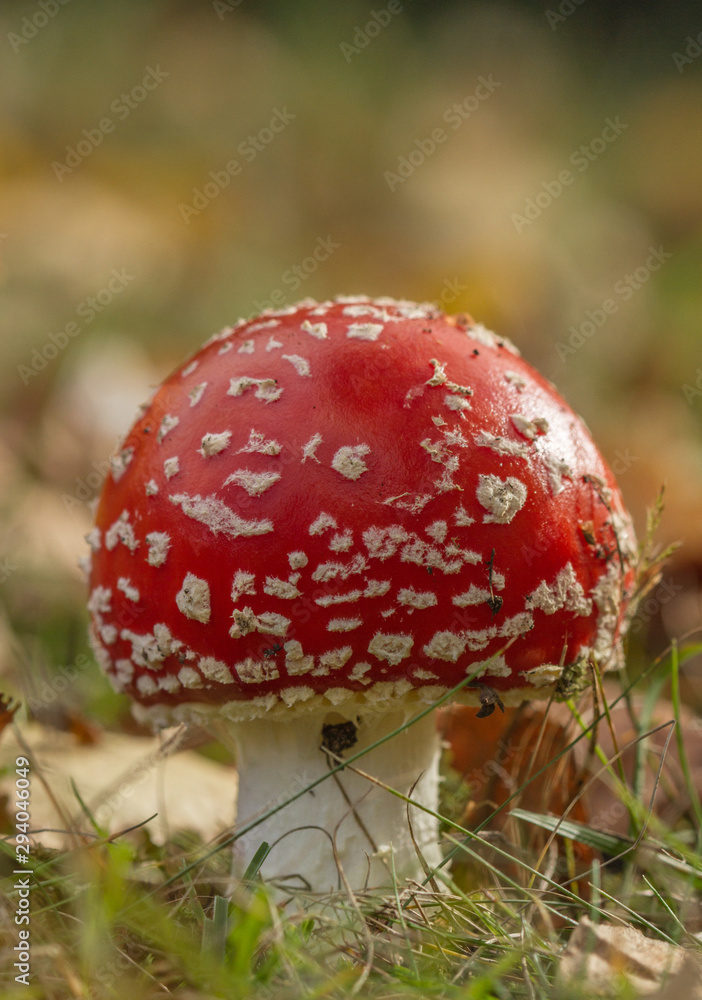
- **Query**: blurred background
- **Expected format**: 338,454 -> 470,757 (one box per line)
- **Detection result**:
0,0 -> 700,728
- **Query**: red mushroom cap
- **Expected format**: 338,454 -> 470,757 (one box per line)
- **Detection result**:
86,296 -> 637,728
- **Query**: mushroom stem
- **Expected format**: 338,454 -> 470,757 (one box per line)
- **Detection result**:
222,709 -> 442,893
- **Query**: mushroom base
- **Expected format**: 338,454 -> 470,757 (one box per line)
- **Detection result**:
213,708 -> 442,894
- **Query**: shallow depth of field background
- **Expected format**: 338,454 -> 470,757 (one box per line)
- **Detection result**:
0,0 -> 701,724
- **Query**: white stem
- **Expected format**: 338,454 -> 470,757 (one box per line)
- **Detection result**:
222,709 -> 442,893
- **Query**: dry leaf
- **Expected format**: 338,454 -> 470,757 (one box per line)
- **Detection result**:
0,722 -> 236,848
559,916 -> 702,996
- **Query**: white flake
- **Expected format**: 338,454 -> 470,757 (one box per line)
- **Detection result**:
164,457 -> 180,479
231,571 -> 256,601
288,551 -> 308,569
247,319 -> 281,333
464,627 -> 497,650
301,432 -> 323,464
218,342 -> 233,355
414,669 -> 439,681
179,667 -> 204,689
526,563 -> 593,617
342,304 -> 386,319
301,320 -> 328,339
88,585 -> 112,614
263,577 -> 301,600
282,354 -> 311,377
114,659 -> 134,682
175,573 -> 211,623
445,394 -> 471,415
105,510 -> 139,552
327,617 -> 363,632
120,623 -> 180,670
146,531 -> 171,567
189,383 -> 208,407
475,431 -> 529,460
382,492 -> 434,513
223,468 -> 281,496
137,675 -> 159,696
157,414 -> 179,443
467,323 -> 520,356
256,612 -> 290,636
329,530 -> 353,552
311,555 -> 367,582
425,520 -> 448,544
181,360 -> 199,377
229,607 -> 257,638
199,657 -> 235,684
367,632 -> 413,666
284,640 -> 314,676
510,414 -> 538,439
280,686 -> 315,707
476,474 -> 527,524
454,506 -> 475,527
309,512 -> 337,535
145,479 -> 159,496
111,446 -> 134,482
227,376 -> 283,404
199,431 -> 232,458
235,658 -> 280,684
265,336 -> 283,351
542,454 -> 574,495
331,444 -> 370,481
423,631 -> 467,662
170,493 -> 273,537
400,537 -> 463,574
315,591 -> 363,606
363,524 -> 409,559
157,674 -> 181,693
499,612 -> 534,637
397,588 -> 438,609
363,579 -> 391,598
505,371 -> 526,391
349,661 -> 372,683
347,322 -> 383,341
237,429 -> 282,455
85,528 -> 102,552
318,647 -> 352,671
117,577 -> 140,602
452,585 -> 491,607
237,340 -> 255,354
472,654 -> 511,678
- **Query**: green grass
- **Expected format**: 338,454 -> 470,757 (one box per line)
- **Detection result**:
2,642 -> 702,998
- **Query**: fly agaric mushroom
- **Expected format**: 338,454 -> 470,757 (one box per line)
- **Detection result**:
85,295 -> 637,892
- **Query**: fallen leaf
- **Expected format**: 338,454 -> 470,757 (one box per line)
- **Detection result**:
0,722 -> 236,848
